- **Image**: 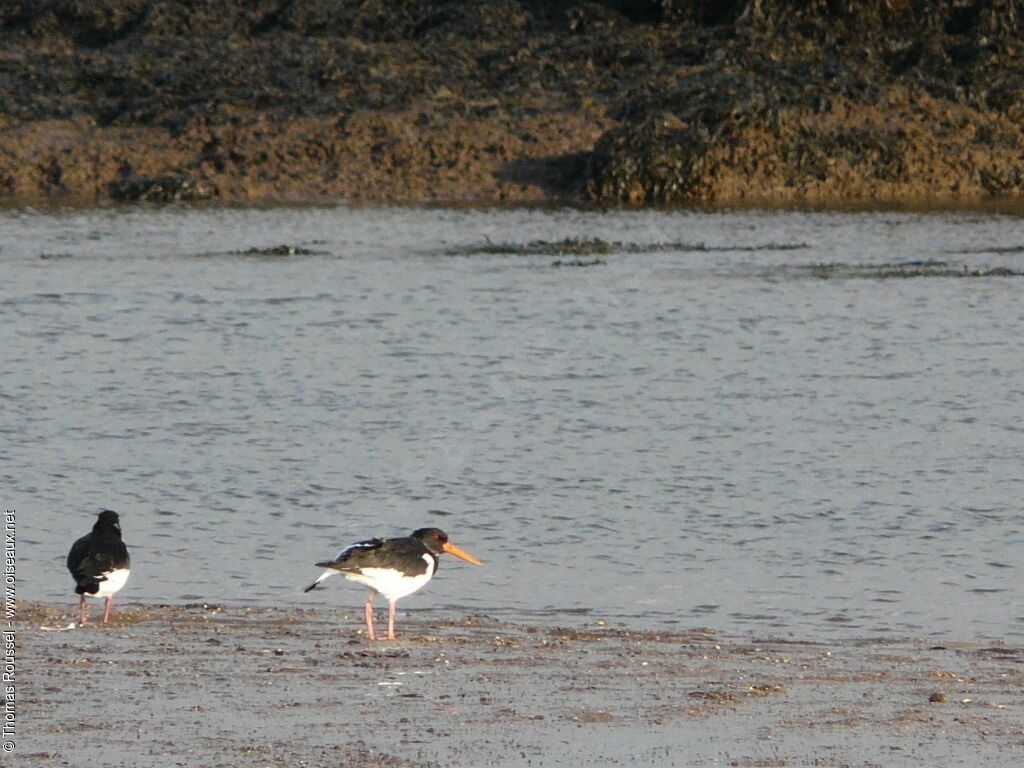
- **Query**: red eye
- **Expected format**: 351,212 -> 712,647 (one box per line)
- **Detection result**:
433,533 -> 441,541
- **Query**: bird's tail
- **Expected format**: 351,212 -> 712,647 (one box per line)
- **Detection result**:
303,568 -> 339,593
74,578 -> 100,596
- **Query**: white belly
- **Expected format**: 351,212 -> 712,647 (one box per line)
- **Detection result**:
87,568 -> 130,598
345,555 -> 435,602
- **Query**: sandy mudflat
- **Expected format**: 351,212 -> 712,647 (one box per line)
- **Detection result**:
14,602 -> 1023,767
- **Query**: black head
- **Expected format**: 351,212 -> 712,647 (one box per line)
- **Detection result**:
94,509 -> 122,536
411,527 -> 482,565
411,527 -> 449,554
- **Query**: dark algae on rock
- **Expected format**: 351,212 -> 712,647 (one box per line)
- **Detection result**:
1,1 -> 1023,207
588,1 -> 1024,205
110,173 -> 214,202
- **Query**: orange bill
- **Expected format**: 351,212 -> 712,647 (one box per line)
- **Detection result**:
442,541 -> 483,565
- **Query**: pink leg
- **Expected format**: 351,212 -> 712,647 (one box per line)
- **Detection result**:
387,601 -> 397,640
79,594 -> 88,626
103,596 -> 114,623
364,596 -> 376,641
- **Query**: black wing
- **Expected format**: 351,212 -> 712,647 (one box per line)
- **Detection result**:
330,536 -> 435,576
315,537 -> 384,569
67,534 -> 130,594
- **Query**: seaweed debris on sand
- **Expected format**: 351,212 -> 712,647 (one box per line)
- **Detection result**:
16,601 -> 1024,767
799,260 -> 1024,279
2,2 -> 1023,208
445,236 -> 809,256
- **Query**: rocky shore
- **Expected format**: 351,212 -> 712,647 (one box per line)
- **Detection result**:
15,601 -> 1024,766
1,1 -> 1023,207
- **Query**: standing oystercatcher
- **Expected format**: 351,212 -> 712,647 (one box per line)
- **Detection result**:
304,527 -> 482,640
66,510 -> 131,625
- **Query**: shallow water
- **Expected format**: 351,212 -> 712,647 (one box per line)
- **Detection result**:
3,205 -> 1022,641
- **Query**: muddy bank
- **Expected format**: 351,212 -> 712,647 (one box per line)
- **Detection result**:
13,601 -> 1024,766
1,1 -> 1022,207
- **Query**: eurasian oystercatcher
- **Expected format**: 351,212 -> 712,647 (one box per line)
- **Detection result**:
304,527 -> 482,640
66,510 -> 131,625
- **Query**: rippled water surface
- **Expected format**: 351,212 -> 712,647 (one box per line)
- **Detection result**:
3,206 -> 1022,640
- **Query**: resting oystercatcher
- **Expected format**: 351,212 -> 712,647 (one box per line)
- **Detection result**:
66,510 -> 131,625
304,527 -> 482,640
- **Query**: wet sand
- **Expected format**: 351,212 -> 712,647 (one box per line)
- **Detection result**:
15,601 -> 1023,767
